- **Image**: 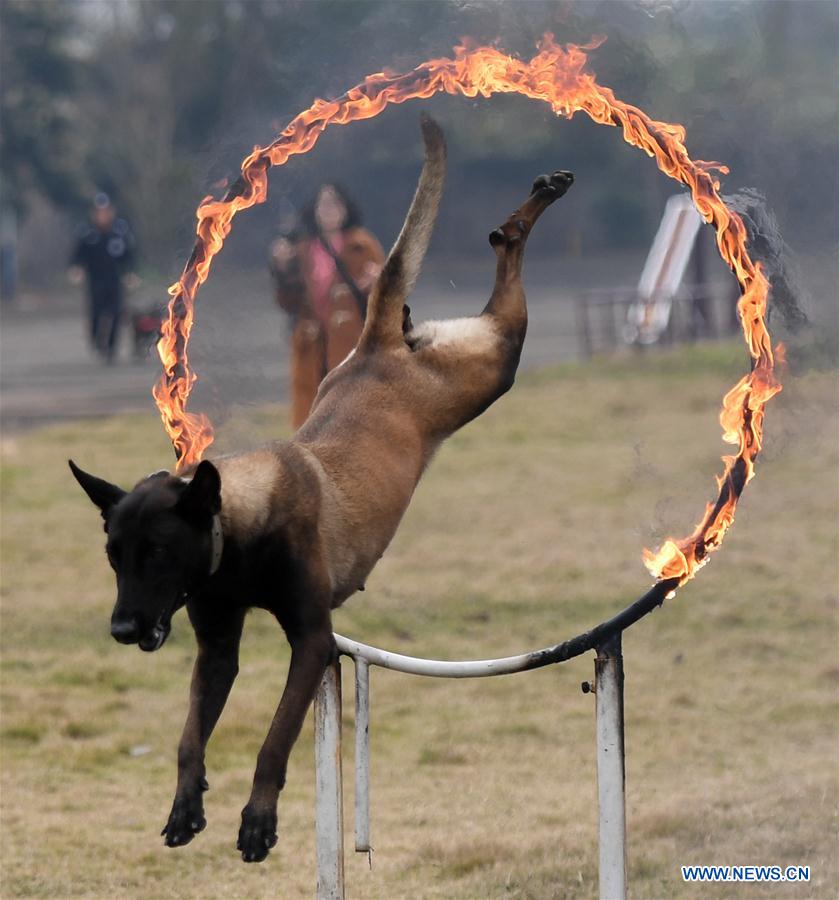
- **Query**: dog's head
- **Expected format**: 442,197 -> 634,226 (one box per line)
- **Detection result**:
69,459 -> 222,651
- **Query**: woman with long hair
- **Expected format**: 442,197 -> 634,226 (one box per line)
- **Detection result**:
270,183 -> 384,427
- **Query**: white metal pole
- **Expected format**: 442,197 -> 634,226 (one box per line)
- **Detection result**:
595,635 -> 627,900
354,657 -> 371,855
314,659 -> 344,900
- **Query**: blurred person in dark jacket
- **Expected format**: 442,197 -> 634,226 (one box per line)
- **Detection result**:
69,193 -> 138,363
269,183 -> 384,428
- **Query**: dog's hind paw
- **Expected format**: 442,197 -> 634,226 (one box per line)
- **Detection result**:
531,170 -> 574,199
162,792 -> 206,847
238,804 -> 278,863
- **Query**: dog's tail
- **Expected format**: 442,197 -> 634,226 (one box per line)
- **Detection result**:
359,113 -> 446,350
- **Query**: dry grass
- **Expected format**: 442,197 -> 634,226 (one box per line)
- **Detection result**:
1,341 -> 837,899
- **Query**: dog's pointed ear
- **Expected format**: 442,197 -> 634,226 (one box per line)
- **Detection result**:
176,460 -> 221,523
68,460 -> 127,517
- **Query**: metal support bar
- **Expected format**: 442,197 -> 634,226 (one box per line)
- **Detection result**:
333,576 -> 678,678
595,634 -> 626,900
354,657 -> 371,854
314,659 -> 344,900
315,579 -> 678,897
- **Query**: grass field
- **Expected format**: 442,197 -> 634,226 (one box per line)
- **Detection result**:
1,341 -> 837,899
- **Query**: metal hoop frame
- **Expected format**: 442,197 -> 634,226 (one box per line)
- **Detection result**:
314,576 -> 680,899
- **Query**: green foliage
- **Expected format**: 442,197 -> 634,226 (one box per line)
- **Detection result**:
1,0 -> 836,270
0,0 -> 87,215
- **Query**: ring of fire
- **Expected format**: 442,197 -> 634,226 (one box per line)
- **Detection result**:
154,34 -> 781,587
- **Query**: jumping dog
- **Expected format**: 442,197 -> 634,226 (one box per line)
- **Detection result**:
70,114 -> 573,862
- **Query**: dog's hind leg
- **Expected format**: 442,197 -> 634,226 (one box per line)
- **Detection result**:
359,113 -> 446,351
484,170 -> 574,329
162,604 -> 246,848
238,615 -> 335,863
401,171 -> 574,432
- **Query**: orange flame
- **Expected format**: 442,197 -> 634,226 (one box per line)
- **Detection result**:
155,34 -> 780,585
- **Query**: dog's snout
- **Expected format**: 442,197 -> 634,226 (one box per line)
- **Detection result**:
111,616 -> 140,644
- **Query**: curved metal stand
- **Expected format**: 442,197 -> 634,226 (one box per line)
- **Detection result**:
314,576 -> 679,900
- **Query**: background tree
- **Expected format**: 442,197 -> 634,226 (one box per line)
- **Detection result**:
0,0 -> 87,217
1,0 -> 836,292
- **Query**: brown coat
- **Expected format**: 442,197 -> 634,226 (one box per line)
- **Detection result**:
274,227 -> 385,428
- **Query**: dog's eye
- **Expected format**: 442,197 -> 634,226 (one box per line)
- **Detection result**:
150,545 -> 167,558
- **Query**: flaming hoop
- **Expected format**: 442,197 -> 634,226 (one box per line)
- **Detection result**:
154,34 -> 781,587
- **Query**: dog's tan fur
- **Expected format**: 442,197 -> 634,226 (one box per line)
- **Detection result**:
188,117 -> 570,859
206,118 -> 568,610
215,450 -> 278,539
72,114 -> 572,862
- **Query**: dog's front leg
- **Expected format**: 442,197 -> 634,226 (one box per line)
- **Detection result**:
238,622 -> 335,862
162,605 -> 246,848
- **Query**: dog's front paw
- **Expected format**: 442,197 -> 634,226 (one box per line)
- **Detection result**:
237,804 -> 278,863
162,791 -> 207,847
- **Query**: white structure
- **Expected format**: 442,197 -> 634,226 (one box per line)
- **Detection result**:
626,193 -> 704,344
